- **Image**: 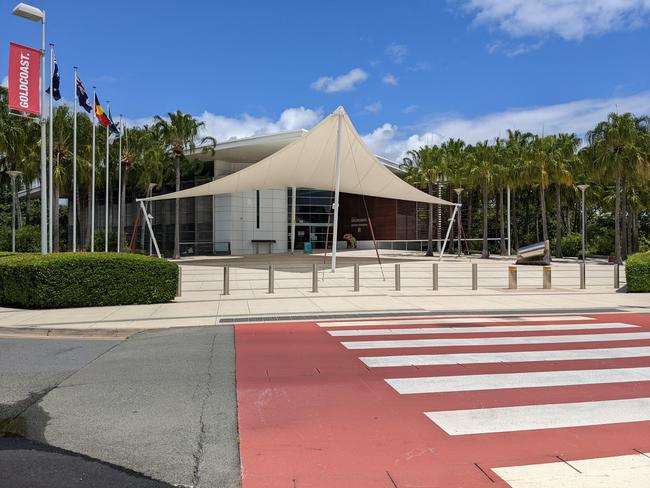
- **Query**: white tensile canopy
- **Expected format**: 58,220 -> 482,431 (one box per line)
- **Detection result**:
145,107 -> 452,206
140,107 -> 458,268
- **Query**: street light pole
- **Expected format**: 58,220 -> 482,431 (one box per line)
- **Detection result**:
12,2 -> 47,255
577,185 -> 589,263
7,171 -> 22,252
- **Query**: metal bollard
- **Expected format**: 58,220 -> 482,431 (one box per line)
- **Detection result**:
395,264 -> 401,291
223,266 -> 230,295
354,263 -> 360,292
472,263 -> 478,290
176,267 -> 182,297
268,265 -> 274,294
580,262 -> 586,289
543,266 -> 552,289
312,263 -> 318,293
614,263 -> 620,289
508,265 -> 517,290
432,263 -> 439,291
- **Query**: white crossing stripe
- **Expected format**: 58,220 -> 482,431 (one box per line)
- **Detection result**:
425,397 -> 650,435
361,345 -> 650,368
319,315 -> 593,327
341,331 -> 650,350
493,452 -> 650,488
329,322 -> 636,337
386,366 -> 650,394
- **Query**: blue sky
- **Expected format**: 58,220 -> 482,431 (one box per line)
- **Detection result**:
3,0 -> 650,160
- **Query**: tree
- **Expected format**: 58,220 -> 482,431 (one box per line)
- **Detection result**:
467,141 -> 497,258
402,145 -> 446,256
153,111 -> 215,259
551,133 -> 580,257
586,113 -> 650,263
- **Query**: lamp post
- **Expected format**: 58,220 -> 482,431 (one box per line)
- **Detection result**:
7,171 -> 22,252
454,188 -> 463,256
12,2 -> 47,255
577,184 -> 589,262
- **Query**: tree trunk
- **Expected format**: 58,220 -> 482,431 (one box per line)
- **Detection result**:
632,211 -> 639,253
467,190 -> 473,250
24,181 -> 31,225
555,184 -> 563,258
614,174 -> 622,263
52,181 -> 60,252
499,188 -> 506,255
120,168 -> 128,252
539,184 -> 549,245
512,189 -> 519,251
482,181 -> 489,259
426,182 -> 434,256
621,178 -> 628,260
174,156 -> 181,259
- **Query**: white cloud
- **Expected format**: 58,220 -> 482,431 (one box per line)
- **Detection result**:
310,68 -> 368,93
385,43 -> 408,63
402,104 -> 419,114
382,74 -> 399,86
123,107 -> 322,142
1,75 -> 7,88
197,107 -> 322,142
362,90 -> 650,161
364,101 -> 382,113
462,0 -> 650,41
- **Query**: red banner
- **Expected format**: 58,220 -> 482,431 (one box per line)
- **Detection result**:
7,42 -> 41,115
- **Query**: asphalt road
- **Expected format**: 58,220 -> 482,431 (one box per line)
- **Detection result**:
0,328 -> 240,488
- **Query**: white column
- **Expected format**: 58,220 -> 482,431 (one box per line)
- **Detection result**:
48,43 -> 53,252
117,115 -> 122,252
330,108 -> 344,272
105,101 -> 110,252
72,67 -> 78,252
91,87 -> 96,252
39,13 -> 47,254
290,186 -> 296,254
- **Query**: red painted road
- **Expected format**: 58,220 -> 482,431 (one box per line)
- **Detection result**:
235,313 -> 650,487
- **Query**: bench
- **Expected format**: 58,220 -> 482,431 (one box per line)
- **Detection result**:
252,239 -> 276,254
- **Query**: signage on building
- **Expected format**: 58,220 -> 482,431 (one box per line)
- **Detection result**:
7,42 -> 41,115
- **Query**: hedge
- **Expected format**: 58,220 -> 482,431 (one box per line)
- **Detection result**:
0,253 -> 178,308
626,252 -> 650,293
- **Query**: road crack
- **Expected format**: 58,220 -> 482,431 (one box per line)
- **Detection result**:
190,329 -> 218,487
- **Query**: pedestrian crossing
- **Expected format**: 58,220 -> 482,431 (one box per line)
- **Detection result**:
321,314 -> 650,484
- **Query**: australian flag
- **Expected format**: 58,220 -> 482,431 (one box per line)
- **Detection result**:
76,77 -> 92,113
45,51 -> 61,101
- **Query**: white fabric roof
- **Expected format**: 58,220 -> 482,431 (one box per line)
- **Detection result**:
145,107 -> 453,206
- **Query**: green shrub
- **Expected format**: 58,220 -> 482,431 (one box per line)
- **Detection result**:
561,233 -> 582,257
626,252 -> 650,293
0,252 -> 178,308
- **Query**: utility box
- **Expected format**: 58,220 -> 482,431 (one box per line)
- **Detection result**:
304,242 -> 313,254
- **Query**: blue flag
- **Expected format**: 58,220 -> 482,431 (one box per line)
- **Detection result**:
76,77 -> 92,113
45,51 -> 61,101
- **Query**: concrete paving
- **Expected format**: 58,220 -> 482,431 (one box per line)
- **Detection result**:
4,328 -> 240,488
0,251 -> 647,333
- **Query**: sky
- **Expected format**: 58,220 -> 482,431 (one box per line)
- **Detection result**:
2,0 -> 650,161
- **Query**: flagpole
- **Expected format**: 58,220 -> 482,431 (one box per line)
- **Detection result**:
72,67 -> 78,252
117,114 -> 122,253
48,43 -> 54,252
91,87 -> 96,252
105,101 -> 110,252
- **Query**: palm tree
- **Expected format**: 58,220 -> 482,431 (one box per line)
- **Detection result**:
153,111 -> 216,259
551,133 -> 580,257
402,145 -> 445,256
467,141 -> 497,258
586,113 -> 650,263
504,130 -> 535,252
50,105 -> 74,250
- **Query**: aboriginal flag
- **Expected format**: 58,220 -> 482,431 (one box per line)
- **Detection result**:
94,94 -> 111,127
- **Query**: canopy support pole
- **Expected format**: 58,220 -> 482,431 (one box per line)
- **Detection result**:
139,201 -> 161,259
290,186 -> 296,254
330,109 -> 343,272
439,204 -> 460,261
